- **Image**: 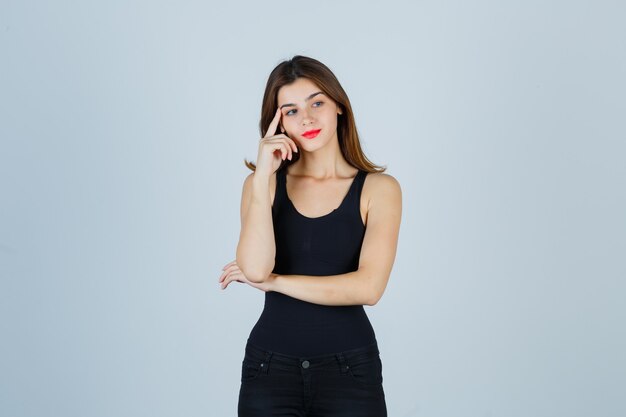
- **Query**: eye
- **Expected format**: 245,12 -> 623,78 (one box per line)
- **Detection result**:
285,101 -> 323,116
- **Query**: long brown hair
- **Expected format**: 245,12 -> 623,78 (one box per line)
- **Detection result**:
244,55 -> 386,173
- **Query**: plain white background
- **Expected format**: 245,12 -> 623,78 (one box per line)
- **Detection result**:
1,1 -> 624,416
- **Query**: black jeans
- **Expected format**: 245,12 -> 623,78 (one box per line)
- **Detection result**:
237,340 -> 387,416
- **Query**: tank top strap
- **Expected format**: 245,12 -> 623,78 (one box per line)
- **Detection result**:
272,164 -> 289,211
355,169 -> 368,197
344,169 -> 367,213
276,164 -> 286,188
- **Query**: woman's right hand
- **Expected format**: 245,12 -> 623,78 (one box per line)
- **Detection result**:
254,107 -> 299,178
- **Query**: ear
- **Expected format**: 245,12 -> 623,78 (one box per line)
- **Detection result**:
337,106 -> 343,116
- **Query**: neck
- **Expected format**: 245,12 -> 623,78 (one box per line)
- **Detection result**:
291,134 -> 355,179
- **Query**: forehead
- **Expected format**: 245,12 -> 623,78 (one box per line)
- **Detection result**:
277,78 -> 323,103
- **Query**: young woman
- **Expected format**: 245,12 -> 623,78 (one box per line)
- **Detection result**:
219,55 -> 402,416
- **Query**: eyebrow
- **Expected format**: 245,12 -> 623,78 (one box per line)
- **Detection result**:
279,91 -> 324,110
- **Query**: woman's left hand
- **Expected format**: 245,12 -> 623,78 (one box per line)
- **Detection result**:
219,260 -> 276,292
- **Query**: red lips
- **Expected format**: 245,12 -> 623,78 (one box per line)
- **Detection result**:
302,129 -> 321,139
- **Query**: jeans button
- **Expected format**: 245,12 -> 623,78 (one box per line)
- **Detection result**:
301,360 -> 310,369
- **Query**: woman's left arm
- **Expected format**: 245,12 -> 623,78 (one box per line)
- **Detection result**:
220,173 -> 402,306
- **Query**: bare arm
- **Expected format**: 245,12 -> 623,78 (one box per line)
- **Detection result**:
234,105 -> 297,283
270,270 -> 374,306
235,172 -> 276,283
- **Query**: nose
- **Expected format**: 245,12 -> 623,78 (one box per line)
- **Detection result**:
301,108 -> 315,126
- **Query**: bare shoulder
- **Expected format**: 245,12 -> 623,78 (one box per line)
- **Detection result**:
361,172 -> 402,226
240,171 -> 278,224
363,172 -> 402,206
242,171 -> 255,188
240,171 -> 255,204
240,173 -> 254,225
241,171 -> 278,196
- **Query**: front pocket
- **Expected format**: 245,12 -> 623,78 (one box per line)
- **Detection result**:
240,359 -> 263,382
347,355 -> 383,387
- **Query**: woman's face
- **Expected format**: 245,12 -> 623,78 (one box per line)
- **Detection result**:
276,78 -> 343,152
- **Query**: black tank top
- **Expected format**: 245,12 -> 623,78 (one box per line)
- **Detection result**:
247,163 -> 377,356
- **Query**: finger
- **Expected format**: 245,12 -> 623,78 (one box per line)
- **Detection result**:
220,262 -> 236,275
273,138 -> 292,160
222,260 -> 237,271
284,138 -> 295,159
219,267 -> 230,282
264,107 -> 282,139
219,264 -> 241,282
279,135 -> 298,154
221,273 -> 233,289
224,264 -> 240,274
270,142 -> 289,160
281,141 -> 292,160
273,134 -> 299,155
222,271 -> 243,289
278,142 -> 291,160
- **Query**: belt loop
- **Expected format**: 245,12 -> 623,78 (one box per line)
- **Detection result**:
261,350 -> 273,374
336,353 -> 349,374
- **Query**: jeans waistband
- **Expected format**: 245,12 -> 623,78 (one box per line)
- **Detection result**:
243,339 -> 380,373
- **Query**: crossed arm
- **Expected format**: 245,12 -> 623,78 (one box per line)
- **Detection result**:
220,173 -> 402,306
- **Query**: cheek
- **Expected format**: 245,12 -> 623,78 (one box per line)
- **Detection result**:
284,116 -> 302,129
321,111 -> 339,128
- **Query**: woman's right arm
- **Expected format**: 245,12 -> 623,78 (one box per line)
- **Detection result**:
235,172 -> 276,283
235,107 -> 298,283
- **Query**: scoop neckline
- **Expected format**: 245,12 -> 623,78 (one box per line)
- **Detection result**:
283,166 -> 361,221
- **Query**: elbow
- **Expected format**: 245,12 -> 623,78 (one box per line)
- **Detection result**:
246,271 -> 269,283
235,258 -> 273,283
238,264 -> 271,283
235,248 -> 274,283
364,292 -> 382,306
363,275 -> 386,306
362,283 -> 382,306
